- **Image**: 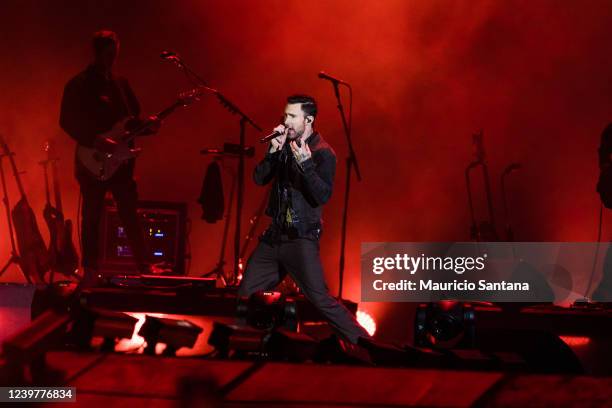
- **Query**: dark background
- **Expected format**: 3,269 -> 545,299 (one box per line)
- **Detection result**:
1,0 -> 611,342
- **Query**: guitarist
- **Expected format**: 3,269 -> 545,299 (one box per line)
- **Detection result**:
59,30 -> 160,286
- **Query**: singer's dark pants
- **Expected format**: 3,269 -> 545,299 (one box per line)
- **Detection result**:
77,163 -> 147,276
238,235 -> 370,344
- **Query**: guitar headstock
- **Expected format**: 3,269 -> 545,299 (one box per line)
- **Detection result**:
178,87 -> 205,107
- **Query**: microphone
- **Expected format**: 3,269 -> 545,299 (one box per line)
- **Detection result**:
318,71 -> 349,85
259,130 -> 283,144
260,132 -> 302,148
160,50 -> 180,60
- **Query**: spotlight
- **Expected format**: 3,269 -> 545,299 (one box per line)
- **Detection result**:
236,291 -> 297,331
208,292 -> 301,360
415,301 -> 475,349
138,315 -> 203,356
91,310 -> 139,352
69,308 -> 138,352
207,322 -> 269,358
416,302 -> 585,373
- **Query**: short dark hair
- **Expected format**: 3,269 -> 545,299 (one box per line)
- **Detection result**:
287,94 -> 317,119
92,30 -> 119,54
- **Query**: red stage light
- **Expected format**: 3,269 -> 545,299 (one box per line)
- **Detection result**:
559,336 -> 591,347
438,300 -> 460,312
114,312 -> 147,352
356,309 -> 376,336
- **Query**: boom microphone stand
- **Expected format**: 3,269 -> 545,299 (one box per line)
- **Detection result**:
318,72 -> 361,299
163,52 -> 262,284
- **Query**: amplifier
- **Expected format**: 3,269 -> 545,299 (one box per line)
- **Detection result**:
99,200 -> 187,276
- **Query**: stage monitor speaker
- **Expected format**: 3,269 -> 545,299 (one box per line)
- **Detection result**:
99,200 -> 187,276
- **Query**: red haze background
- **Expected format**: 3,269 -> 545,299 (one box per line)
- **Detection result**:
1,0 -> 612,342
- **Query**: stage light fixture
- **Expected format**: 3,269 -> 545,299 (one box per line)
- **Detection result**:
415,301 -> 475,349
236,291 -> 297,331
69,308 -> 138,352
207,321 -> 269,358
138,315 -> 203,356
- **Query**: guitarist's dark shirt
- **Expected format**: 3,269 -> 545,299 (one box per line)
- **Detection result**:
59,65 -> 141,180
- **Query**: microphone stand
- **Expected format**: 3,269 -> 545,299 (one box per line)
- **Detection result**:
200,156 -> 235,286
166,55 -> 262,285
213,98 -> 262,285
326,81 -> 361,299
199,144 -> 256,285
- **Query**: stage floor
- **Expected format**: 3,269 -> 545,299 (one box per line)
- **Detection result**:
35,350 -> 612,407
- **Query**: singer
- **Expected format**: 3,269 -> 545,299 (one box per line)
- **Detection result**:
238,94 -> 370,344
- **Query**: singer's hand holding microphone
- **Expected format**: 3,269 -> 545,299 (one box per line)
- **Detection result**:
268,124 -> 288,153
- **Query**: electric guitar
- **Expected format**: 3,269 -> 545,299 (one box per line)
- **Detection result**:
76,88 -> 204,181
42,140 -> 79,281
0,135 -> 49,283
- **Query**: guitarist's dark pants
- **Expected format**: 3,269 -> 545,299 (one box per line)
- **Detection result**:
77,163 -> 147,276
238,230 -> 370,344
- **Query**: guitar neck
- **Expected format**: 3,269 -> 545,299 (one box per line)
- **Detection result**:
157,101 -> 183,120
123,100 -> 183,144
